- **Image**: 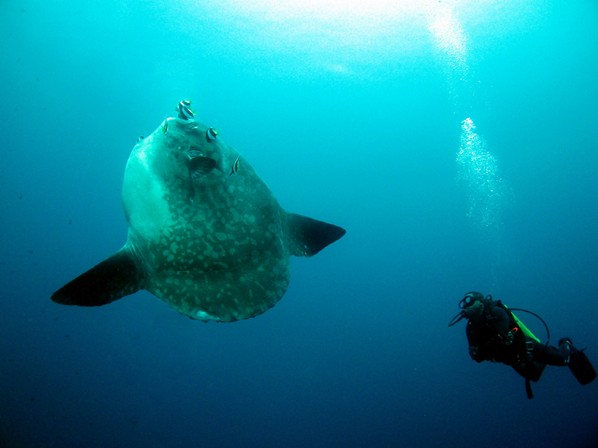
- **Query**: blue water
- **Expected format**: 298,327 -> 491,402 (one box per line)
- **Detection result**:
1,1 -> 597,446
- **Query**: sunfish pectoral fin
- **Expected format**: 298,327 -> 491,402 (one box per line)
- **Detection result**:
51,246 -> 143,307
286,212 -> 346,257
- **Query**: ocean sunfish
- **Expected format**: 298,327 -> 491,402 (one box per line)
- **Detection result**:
51,100 -> 346,322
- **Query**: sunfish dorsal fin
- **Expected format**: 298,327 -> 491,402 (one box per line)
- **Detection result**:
286,213 -> 346,257
51,246 -> 143,306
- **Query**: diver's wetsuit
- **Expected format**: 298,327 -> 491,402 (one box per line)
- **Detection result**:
466,300 -> 569,368
457,293 -> 596,397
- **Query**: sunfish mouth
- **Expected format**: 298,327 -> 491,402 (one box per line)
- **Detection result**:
188,153 -> 218,176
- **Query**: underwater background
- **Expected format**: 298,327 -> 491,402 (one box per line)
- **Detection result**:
1,0 -> 597,447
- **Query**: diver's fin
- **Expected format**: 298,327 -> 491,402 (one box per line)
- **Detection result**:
51,246 -> 143,306
568,347 -> 597,385
286,213 -> 346,257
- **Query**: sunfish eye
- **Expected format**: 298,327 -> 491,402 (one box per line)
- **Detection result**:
206,127 -> 218,142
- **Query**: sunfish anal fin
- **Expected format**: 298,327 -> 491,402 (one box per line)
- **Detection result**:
51,246 -> 143,306
286,213 -> 346,257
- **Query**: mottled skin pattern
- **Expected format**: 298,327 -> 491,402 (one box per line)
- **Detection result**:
122,117 -> 289,322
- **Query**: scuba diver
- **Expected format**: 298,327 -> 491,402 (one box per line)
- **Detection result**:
449,291 -> 596,399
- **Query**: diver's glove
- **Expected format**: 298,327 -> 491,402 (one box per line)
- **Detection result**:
498,328 -> 517,346
469,346 -> 483,362
505,330 -> 515,345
